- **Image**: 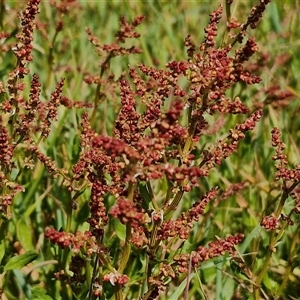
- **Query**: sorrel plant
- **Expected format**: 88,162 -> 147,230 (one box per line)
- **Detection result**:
0,1 -> 300,300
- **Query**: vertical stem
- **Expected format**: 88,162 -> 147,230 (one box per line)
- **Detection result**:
0,0 -> 5,29
222,0 -> 232,46
184,252 -> 193,300
90,53 -> 113,128
118,223 -> 132,274
254,182 -> 299,299
276,222 -> 300,296
46,25 -> 62,88
88,256 -> 98,300
115,182 -> 136,299
115,284 -> 123,300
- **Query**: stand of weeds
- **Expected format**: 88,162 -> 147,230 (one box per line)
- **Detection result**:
0,1 -> 300,300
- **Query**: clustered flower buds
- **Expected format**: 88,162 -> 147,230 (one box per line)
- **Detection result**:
157,188 -> 219,240
263,84 -> 295,107
45,228 -> 106,255
103,270 -> 129,286
110,197 -> 144,224
13,0 -> 41,76
174,234 -> 244,273
291,187 -> 300,214
41,78 -> 65,137
4,0 -> 41,129
41,2 -> 273,298
271,128 -> 300,182
204,5 -> 223,47
0,118 -> 14,169
260,214 -> 279,230
0,171 -> 24,214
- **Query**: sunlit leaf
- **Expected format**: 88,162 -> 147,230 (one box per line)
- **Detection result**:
4,251 -> 38,271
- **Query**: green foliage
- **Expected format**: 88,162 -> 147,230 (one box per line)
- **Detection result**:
3,251 -> 38,271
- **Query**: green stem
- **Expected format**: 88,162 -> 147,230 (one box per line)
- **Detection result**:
90,53 -> 113,127
149,220 -> 160,248
162,113 -> 197,218
0,0 -> 5,29
254,182 -> 299,299
276,222 -> 300,297
46,24 -> 61,88
163,187 -> 184,218
146,181 -> 159,211
222,0 -> 232,47
141,286 -> 156,300
118,223 -> 132,274
115,284 -> 123,300
115,182 -> 136,299
88,256 -> 98,300
98,252 -> 115,272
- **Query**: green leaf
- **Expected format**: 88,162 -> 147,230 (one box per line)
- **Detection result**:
199,255 -> 230,270
16,218 -> 34,251
31,286 -> 54,300
139,182 -> 151,208
169,273 -> 195,300
262,272 -> 279,292
0,241 -> 5,264
75,200 -> 90,224
4,251 -> 38,271
238,224 -> 261,254
111,218 -> 126,241
269,2 -> 282,33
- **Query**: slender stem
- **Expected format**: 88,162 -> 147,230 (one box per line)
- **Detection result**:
90,53 -> 113,127
0,0 -> 5,29
162,113 -> 197,218
146,181 -> 159,211
46,25 -> 61,88
254,182 -> 299,299
149,220 -> 160,248
115,183 -> 136,299
184,252 -> 193,300
163,187 -> 184,218
118,223 -> 132,273
115,284 -> 123,300
276,222 -> 300,297
97,252 -> 115,272
222,0 -> 232,47
141,286 -> 156,300
88,256 -> 98,300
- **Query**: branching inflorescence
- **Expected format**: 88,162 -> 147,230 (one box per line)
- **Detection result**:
45,2 -> 273,299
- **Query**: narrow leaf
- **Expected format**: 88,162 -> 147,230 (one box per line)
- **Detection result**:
16,218 -> 34,251
169,274 -> 195,300
238,224 -> 261,254
4,251 -> 38,271
0,241 -> 5,264
111,218 -> 126,241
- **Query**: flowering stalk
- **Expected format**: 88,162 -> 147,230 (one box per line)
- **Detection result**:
86,16 -> 145,129
254,128 -> 300,299
3,1 -> 292,299
43,3 -> 274,298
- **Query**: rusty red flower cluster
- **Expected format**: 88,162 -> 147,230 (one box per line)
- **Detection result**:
13,0 -> 41,76
34,2 -> 273,297
45,228 -> 106,256
174,234 -> 244,273
260,214 -> 279,231
271,127 -> 300,182
157,188 -> 219,240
